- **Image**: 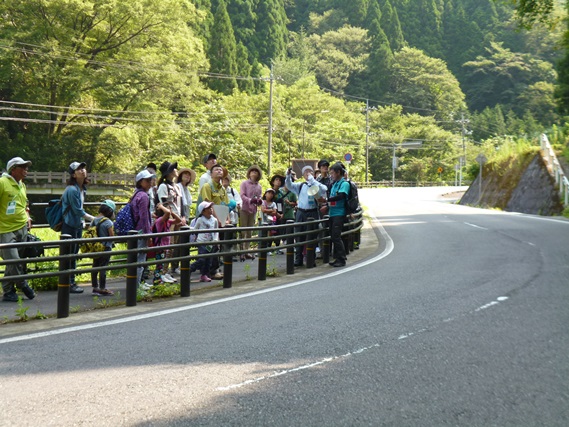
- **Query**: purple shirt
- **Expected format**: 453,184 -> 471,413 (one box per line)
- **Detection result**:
240,179 -> 262,214
131,189 -> 151,234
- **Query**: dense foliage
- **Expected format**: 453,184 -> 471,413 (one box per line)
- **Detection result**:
0,0 -> 567,184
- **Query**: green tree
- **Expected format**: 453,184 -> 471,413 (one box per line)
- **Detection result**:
255,0 -> 288,66
207,0 -> 238,94
386,47 -> 466,118
378,0 -> 405,51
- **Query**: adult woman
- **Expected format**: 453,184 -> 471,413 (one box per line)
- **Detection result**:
173,167 -> 195,275
239,165 -> 262,260
157,161 -> 184,281
61,161 -> 95,294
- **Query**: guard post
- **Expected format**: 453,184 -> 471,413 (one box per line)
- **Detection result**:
222,225 -> 235,288
126,230 -> 139,306
286,220 -> 295,275
306,217 -> 316,269
257,225 -> 267,281
57,234 -> 71,319
179,226 -> 191,297
321,215 -> 330,264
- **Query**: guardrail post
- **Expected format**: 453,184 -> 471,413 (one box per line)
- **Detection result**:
126,230 -> 139,306
354,213 -> 362,249
180,226 -> 191,297
306,217 -> 316,269
222,225 -> 234,289
286,220 -> 295,275
321,215 -> 330,264
347,215 -> 355,253
258,225 -> 267,281
57,234 -> 71,319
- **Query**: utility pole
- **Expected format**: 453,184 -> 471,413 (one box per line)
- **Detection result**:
457,113 -> 470,186
267,64 -> 274,177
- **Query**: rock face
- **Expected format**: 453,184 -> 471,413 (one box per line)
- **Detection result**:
460,153 -> 564,216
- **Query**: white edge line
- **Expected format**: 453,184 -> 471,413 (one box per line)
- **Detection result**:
0,216 -> 395,345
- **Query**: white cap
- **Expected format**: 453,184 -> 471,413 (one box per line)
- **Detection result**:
7,157 -> 32,172
136,170 -> 156,183
197,201 -> 214,216
301,165 -> 314,175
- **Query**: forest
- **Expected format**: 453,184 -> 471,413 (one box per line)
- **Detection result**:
0,0 -> 567,183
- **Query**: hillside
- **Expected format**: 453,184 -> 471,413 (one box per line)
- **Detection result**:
460,151 -> 564,215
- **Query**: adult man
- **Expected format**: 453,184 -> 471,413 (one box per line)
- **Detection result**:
285,165 -> 328,267
198,153 -> 217,191
0,157 -> 36,302
316,159 -> 332,193
326,162 -> 350,267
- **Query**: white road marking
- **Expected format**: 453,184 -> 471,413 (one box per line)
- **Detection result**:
217,296 -> 511,392
0,215 -> 395,345
464,222 -> 488,230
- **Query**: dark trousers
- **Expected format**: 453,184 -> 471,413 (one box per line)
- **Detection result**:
191,245 -> 219,276
294,209 -> 319,264
330,215 -> 346,262
91,248 -> 111,289
61,222 -> 82,285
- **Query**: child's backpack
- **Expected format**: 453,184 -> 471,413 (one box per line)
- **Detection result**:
114,202 -> 136,236
345,180 -> 360,215
80,219 -> 107,254
189,217 -> 198,242
45,198 -> 67,231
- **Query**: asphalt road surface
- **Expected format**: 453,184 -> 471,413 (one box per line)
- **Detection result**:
1,187 -> 568,426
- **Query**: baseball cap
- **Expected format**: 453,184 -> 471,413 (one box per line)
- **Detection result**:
7,157 -> 32,172
318,159 -> 330,168
202,153 -> 217,164
136,169 -> 156,183
102,200 -> 116,212
301,165 -> 314,175
68,161 -> 87,174
197,201 -> 214,216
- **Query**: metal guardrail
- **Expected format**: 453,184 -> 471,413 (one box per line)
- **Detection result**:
354,181 -> 471,188
0,212 -> 363,318
540,134 -> 569,207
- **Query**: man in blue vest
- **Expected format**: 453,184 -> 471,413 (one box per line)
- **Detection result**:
326,162 -> 351,267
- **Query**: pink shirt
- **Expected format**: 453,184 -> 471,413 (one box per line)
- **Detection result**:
240,179 -> 262,214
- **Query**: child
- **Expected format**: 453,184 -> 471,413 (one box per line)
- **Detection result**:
190,201 -> 220,282
91,200 -> 116,296
261,189 -> 282,252
152,205 -> 181,285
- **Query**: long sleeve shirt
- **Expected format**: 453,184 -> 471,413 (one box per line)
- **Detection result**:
239,179 -> 262,214
62,183 -> 91,229
285,174 -> 328,210
131,189 -> 152,234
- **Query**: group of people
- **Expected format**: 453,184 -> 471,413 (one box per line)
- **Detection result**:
0,153 -> 356,302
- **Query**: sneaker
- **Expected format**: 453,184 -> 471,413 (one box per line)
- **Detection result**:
21,283 -> 36,300
160,274 -> 175,283
92,287 -> 103,295
2,291 -> 18,302
173,268 -> 181,275
276,249 -> 284,255
140,282 -> 153,291
95,288 -> 114,296
70,284 -> 84,294
330,260 -> 346,268
164,273 -> 177,283
200,275 -> 212,282
211,272 -> 223,280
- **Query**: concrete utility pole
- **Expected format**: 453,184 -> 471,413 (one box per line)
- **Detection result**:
457,113 -> 470,186
365,99 -> 370,184
268,64 -> 274,177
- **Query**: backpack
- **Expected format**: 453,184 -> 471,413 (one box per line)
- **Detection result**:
189,217 -> 198,243
45,198 -> 67,232
345,180 -> 360,215
80,219 -> 107,253
114,200 -> 136,236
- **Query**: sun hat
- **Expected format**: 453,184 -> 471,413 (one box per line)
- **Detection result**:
247,164 -> 262,180
7,157 -> 32,172
270,174 -> 285,187
159,161 -> 178,177
197,201 -> 214,216
177,168 -> 196,185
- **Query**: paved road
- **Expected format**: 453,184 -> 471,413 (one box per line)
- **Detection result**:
1,187 -> 568,426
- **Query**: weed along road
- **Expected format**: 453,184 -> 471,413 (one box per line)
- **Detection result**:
1,187 -> 568,426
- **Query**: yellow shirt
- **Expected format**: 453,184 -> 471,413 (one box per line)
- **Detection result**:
199,180 -> 228,205
0,174 -> 29,233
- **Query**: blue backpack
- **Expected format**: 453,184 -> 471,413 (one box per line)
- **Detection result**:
114,202 -> 136,236
45,198 -> 67,232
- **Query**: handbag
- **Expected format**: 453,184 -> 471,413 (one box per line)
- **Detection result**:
18,233 -> 44,259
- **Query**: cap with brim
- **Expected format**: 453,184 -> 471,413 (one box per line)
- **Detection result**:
301,165 -> 314,175
263,188 -> 276,199
177,168 -> 196,185
102,200 -> 116,212
202,153 -> 217,164
159,161 -> 178,177
68,161 -> 87,175
136,170 -> 156,183
7,157 -> 32,172
318,159 -> 330,168
198,201 -> 214,216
